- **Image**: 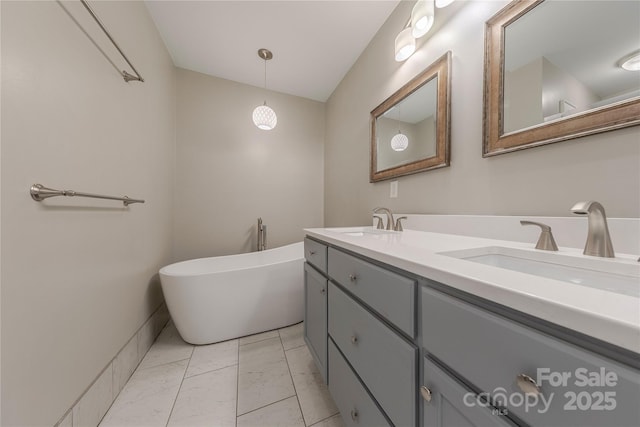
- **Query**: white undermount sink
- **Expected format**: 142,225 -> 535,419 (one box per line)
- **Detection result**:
440,246 -> 640,297
325,227 -> 399,237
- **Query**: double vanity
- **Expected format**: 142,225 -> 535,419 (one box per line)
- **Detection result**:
303,225 -> 640,427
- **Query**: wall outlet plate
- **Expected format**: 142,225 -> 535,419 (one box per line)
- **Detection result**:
390,180 -> 398,198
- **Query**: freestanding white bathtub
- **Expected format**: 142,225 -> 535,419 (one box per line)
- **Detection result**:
159,242 -> 304,345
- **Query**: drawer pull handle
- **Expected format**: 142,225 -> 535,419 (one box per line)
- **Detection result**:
516,374 -> 542,396
348,274 -> 357,282
420,386 -> 433,403
320,288 -> 326,295
350,409 -> 359,422
351,334 -> 359,344
308,250 -> 316,256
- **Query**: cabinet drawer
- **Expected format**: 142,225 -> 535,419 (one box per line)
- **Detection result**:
422,357 -> 515,427
305,238 -> 327,274
329,340 -> 391,427
329,282 -> 416,427
421,286 -> 640,427
328,247 -> 415,337
304,263 -> 327,382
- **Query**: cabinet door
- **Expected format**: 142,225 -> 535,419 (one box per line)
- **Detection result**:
422,286 -> 640,427
304,262 -> 328,382
329,340 -> 391,427
423,357 -> 516,427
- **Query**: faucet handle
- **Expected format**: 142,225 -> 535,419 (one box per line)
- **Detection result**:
520,221 -> 559,251
373,215 -> 385,229
395,216 -> 407,232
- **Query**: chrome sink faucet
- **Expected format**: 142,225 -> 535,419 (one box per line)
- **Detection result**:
570,201 -> 615,258
373,207 -> 395,231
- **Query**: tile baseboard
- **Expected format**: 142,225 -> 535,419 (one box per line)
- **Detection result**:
54,303 -> 171,427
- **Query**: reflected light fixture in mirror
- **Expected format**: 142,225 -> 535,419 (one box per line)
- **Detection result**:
252,48 -> 278,130
391,133 -> 409,151
390,105 -> 409,151
620,51 -> 640,71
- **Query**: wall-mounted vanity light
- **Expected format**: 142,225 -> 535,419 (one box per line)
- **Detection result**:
252,48 -> 278,130
395,0 -> 443,62
435,0 -> 455,8
411,0 -> 434,38
395,27 -> 416,62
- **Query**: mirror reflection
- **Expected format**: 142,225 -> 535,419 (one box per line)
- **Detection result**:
503,0 -> 640,133
370,51 -> 451,182
483,0 -> 640,156
376,78 -> 437,171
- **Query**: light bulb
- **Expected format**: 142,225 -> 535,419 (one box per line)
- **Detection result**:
411,0 -> 435,38
252,103 -> 277,130
395,27 -> 416,62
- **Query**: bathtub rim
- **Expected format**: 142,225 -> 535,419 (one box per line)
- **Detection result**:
159,241 -> 303,278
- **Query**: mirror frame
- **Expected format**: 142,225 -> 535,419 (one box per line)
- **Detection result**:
370,51 -> 451,182
483,0 -> 640,157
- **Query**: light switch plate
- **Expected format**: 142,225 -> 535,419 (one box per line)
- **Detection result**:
390,180 -> 398,198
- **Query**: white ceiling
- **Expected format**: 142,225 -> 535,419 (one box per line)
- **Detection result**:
145,0 -> 401,102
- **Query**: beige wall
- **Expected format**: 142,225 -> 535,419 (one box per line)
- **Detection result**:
324,0 -> 640,226
1,1 -> 175,425
173,69 -> 324,261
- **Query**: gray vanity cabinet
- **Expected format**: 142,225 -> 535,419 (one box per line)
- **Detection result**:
329,340 -> 391,427
303,238 -> 329,382
421,286 -> 640,427
328,247 -> 415,337
328,282 -> 417,427
305,238 -> 328,273
304,263 -> 327,381
422,357 -> 516,427
304,235 -> 640,427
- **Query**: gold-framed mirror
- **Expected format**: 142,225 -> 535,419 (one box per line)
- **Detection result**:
370,51 -> 451,182
483,0 -> 640,157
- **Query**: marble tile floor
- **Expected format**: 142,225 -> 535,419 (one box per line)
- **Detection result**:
99,321 -> 344,427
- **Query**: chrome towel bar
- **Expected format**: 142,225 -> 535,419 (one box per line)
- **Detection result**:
79,0 -> 144,83
30,184 -> 144,206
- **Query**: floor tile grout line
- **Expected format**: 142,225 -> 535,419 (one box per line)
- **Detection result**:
238,334 -> 279,347
184,361 -> 239,380
281,332 -> 308,426
164,346 -> 195,427
283,342 -> 307,352
137,355 -> 193,372
236,394 -> 299,419
308,413 -> 340,427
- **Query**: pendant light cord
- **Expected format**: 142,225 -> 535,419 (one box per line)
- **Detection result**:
263,57 -> 267,90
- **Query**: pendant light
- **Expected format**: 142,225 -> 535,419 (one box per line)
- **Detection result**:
252,49 -> 278,130
390,106 -> 409,151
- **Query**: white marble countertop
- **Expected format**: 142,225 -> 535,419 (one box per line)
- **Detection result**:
304,226 -> 640,354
